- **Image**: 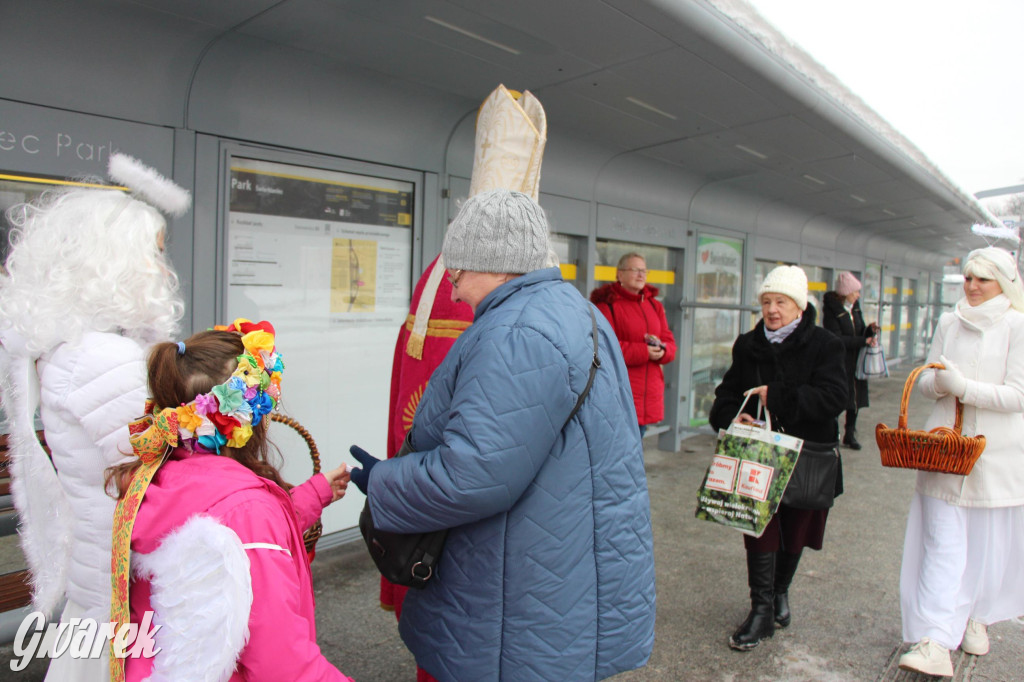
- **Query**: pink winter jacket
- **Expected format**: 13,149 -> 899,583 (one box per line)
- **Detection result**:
126,450 -> 350,681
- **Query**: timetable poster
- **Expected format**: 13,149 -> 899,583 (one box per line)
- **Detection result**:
226,157 -> 414,536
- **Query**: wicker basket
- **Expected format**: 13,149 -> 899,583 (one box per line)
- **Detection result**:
875,363 -> 986,475
269,413 -> 323,556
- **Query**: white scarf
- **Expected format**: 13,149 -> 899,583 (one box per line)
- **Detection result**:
955,294 -> 1011,331
764,315 -> 802,344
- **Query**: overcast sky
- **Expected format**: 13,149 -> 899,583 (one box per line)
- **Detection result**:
743,0 -> 1023,197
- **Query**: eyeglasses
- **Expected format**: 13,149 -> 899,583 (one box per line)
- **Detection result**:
619,267 -> 648,275
447,269 -> 465,288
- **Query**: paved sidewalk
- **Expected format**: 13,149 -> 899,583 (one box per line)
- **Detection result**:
1,365 -> 1021,680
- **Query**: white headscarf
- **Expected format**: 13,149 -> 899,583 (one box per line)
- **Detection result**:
963,247 -> 1024,312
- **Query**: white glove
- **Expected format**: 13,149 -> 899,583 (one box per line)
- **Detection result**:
934,354 -> 966,398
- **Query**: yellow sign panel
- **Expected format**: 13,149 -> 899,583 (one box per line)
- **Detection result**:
594,265 -> 675,285
330,238 -> 378,313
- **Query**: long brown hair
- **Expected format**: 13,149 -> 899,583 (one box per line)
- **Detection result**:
106,329 -> 289,497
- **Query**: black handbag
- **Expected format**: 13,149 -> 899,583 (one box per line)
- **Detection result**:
781,440 -> 844,510
359,435 -> 447,588
359,307 -> 602,589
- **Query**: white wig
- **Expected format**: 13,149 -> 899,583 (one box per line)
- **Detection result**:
0,186 -> 184,354
963,246 -> 1024,312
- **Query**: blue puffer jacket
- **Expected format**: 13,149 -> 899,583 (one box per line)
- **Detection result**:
368,267 -> 656,682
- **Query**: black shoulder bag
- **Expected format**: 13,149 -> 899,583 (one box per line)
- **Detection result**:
754,368 -> 844,510
781,440 -> 844,509
359,307 -> 602,589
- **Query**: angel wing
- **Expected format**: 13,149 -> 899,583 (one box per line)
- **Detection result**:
133,514 -> 252,682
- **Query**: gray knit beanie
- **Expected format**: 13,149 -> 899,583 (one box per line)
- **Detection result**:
442,188 -> 551,274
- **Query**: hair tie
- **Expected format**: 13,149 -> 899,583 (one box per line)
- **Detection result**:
176,341 -> 186,355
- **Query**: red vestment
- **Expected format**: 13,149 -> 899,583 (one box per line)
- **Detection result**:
382,256 -> 472,681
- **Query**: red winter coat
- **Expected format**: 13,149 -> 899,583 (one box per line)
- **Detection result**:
590,282 -> 677,425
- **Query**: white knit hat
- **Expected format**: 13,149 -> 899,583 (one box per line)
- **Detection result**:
442,188 -> 551,274
964,246 -> 1024,312
759,265 -> 809,311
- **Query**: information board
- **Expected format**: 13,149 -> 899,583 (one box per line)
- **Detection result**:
226,157 -> 414,536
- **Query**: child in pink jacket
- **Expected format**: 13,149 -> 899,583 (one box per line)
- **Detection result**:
108,320 -> 352,681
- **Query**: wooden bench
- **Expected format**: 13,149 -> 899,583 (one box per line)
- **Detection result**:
0,431 -> 45,612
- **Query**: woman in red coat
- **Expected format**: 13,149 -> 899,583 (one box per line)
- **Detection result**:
590,253 -> 677,436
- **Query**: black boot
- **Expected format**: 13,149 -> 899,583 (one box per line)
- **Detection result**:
729,551 -> 775,651
773,550 -> 802,628
843,410 -> 861,450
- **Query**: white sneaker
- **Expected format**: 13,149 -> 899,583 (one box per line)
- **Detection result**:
962,619 -> 989,656
898,637 -> 954,677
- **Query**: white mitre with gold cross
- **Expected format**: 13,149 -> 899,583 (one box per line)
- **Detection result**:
467,84 -> 547,201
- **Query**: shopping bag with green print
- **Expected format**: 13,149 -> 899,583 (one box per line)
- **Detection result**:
695,395 -> 803,537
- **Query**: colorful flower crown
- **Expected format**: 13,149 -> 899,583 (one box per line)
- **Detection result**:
128,318 -> 284,461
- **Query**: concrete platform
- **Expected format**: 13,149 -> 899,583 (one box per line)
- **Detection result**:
1,365 -> 1021,680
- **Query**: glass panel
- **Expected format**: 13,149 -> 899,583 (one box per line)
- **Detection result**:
903,279 -> 918,360
941,264 -> 963,308
695,235 -> 743,304
914,303 -> 930,359
861,262 -> 882,334
883,275 -> 901,359
753,259 -> 795,298
550,232 -> 585,294
800,265 -> 832,325
690,309 -> 740,426
689,235 -> 745,426
752,259 -> 795,329
594,240 -> 673,291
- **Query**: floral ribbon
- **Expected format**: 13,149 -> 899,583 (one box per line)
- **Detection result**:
109,404 -> 170,681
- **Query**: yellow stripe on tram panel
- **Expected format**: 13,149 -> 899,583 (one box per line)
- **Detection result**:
560,263 -> 578,280
0,173 -> 127,191
593,265 -> 676,285
808,281 -> 827,292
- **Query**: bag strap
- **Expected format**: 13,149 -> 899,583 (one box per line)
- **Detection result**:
733,392 -> 772,433
563,307 -> 601,428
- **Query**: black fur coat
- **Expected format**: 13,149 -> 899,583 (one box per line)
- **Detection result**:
709,303 -> 848,443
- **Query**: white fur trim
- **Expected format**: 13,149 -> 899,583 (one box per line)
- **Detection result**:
0,346 -> 72,615
107,153 -> 191,218
133,515 -> 252,682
